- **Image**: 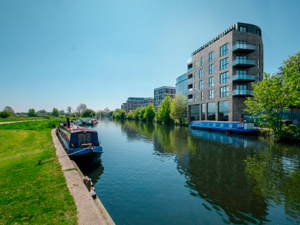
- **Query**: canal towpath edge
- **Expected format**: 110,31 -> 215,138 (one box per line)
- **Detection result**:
51,128 -> 114,225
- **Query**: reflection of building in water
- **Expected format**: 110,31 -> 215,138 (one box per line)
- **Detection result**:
151,126 -> 269,224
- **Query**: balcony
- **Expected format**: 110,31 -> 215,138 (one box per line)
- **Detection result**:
188,78 -> 193,83
188,88 -> 193,92
232,44 -> 255,53
232,59 -> 255,68
187,67 -> 193,73
187,57 -> 193,64
232,89 -> 253,97
232,74 -> 255,82
188,99 -> 193,103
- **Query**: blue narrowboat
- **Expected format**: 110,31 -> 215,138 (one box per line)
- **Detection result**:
57,120 -> 103,165
190,121 -> 258,134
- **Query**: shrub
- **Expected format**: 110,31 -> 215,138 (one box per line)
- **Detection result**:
82,109 -> 95,118
0,111 -> 11,118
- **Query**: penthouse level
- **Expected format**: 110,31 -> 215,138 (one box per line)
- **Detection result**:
187,22 -> 263,122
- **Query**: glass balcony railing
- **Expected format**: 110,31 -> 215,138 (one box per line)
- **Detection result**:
188,99 -> 193,103
187,57 -> 193,64
188,78 -> 193,83
187,68 -> 193,73
232,90 -> 253,96
232,74 -> 255,82
232,59 -> 255,67
188,88 -> 193,92
232,44 -> 255,52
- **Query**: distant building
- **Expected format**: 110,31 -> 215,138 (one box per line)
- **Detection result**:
143,98 -> 154,107
154,86 -> 176,109
176,73 -> 188,98
187,22 -> 263,121
121,103 -> 127,111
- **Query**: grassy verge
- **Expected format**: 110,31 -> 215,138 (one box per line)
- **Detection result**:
0,120 -> 77,224
0,117 -> 46,123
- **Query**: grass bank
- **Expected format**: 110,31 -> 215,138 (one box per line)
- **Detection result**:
0,120 -> 77,224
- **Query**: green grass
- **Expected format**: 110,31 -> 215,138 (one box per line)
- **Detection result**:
0,117 -> 45,123
0,121 -> 77,224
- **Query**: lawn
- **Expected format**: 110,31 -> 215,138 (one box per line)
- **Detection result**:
0,121 -> 77,224
0,117 -> 45,123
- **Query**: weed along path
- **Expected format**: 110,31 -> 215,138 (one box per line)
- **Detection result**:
0,120 -> 113,224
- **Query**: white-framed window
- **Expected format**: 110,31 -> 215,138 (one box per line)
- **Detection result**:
220,71 -> 229,84
209,64 -> 214,75
209,77 -> 214,87
209,52 -> 214,62
220,86 -> 229,97
199,80 -> 203,90
199,69 -> 203,78
209,89 -> 214,99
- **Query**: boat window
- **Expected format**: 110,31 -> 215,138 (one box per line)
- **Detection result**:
80,135 -> 83,145
229,124 -> 233,128
220,124 -> 224,127
86,135 -> 89,143
213,123 -> 216,127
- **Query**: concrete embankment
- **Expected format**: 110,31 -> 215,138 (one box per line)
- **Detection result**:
51,129 -> 115,225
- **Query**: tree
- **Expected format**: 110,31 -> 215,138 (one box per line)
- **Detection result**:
126,110 -> 134,120
119,109 -> 126,120
156,95 -> 172,124
139,107 -> 146,121
28,109 -> 37,117
103,107 -> 110,114
52,108 -> 60,117
0,111 -> 11,118
36,109 -> 47,116
82,109 -> 95,117
76,103 -> 87,116
170,93 -> 187,124
245,72 -> 300,138
59,110 -> 65,115
67,106 -> 72,114
112,109 -> 121,118
133,108 -> 141,120
3,106 -> 15,116
144,105 -> 156,122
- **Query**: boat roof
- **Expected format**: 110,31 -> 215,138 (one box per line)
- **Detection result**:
60,124 -> 97,133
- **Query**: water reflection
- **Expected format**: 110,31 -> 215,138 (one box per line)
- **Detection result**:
83,119 -> 300,224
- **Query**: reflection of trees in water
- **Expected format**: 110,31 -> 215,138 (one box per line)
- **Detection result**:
245,142 -> 300,221
119,120 -> 155,141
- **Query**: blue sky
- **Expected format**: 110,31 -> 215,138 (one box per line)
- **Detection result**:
0,0 -> 299,113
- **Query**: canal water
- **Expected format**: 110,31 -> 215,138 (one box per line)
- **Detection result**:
81,118 -> 300,225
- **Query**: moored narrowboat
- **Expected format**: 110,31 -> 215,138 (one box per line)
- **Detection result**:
57,119 -> 103,165
190,121 -> 258,135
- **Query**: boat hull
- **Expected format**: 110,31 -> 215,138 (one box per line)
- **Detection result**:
69,151 -> 103,165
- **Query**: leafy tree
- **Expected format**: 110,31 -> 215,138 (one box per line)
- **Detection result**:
144,105 -> 156,122
139,107 -> 146,121
119,109 -> 126,120
71,112 -> 79,117
37,109 -> 47,116
52,108 -> 60,117
82,109 -> 95,117
76,103 -> 87,116
170,93 -> 187,124
107,111 -> 113,117
3,106 -> 15,116
103,107 -> 110,114
0,111 -> 11,118
112,109 -> 121,119
126,110 -> 134,120
133,108 -> 141,120
28,109 -> 37,117
156,95 -> 172,124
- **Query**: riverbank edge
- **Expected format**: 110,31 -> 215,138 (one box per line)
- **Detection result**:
51,129 -> 115,225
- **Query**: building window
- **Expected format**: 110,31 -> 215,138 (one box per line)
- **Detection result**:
191,105 -> 199,121
237,70 -> 247,75
201,57 -> 203,66
258,58 -> 260,69
237,85 -> 247,90
209,51 -> 214,62
194,71 -> 197,79
220,43 -> 229,57
194,61 -> 197,70
240,26 -> 247,32
199,69 -> 203,78
201,91 -> 203,101
194,93 -> 197,101
258,44 -> 260,55
199,80 -> 203,90
209,77 -> 214,87
209,64 -> 214,75
209,89 -> 214,99
220,58 -> 229,70
219,101 -> 229,121
256,29 -> 260,35
237,41 -> 247,44
201,104 -> 205,120
194,82 -> 197,91
208,102 -> 216,120
220,72 -> 229,84
220,86 -> 229,97
258,72 -> 260,81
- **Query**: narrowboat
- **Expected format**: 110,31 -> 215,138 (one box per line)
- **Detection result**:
190,121 -> 258,135
87,118 -> 98,125
80,118 -> 89,124
57,119 -> 103,165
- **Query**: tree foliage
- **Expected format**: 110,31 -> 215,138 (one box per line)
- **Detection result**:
0,111 -> 11,118
144,105 -> 156,122
112,109 -> 121,119
170,92 -> 187,124
156,95 -> 172,124
139,107 -> 146,121
119,109 -> 126,120
28,109 -> 37,117
3,106 -> 15,116
82,109 -> 95,117
133,108 -> 141,120
67,106 -> 72,114
52,108 -> 60,117
126,110 -> 134,120
76,103 -> 87,116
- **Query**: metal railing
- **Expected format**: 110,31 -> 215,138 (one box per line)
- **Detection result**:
232,43 -> 255,51
232,74 -> 255,81
187,68 -> 193,73
232,59 -> 255,67
188,78 -> 193,83
232,90 -> 253,96
188,99 -> 193,103
188,88 -> 193,92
